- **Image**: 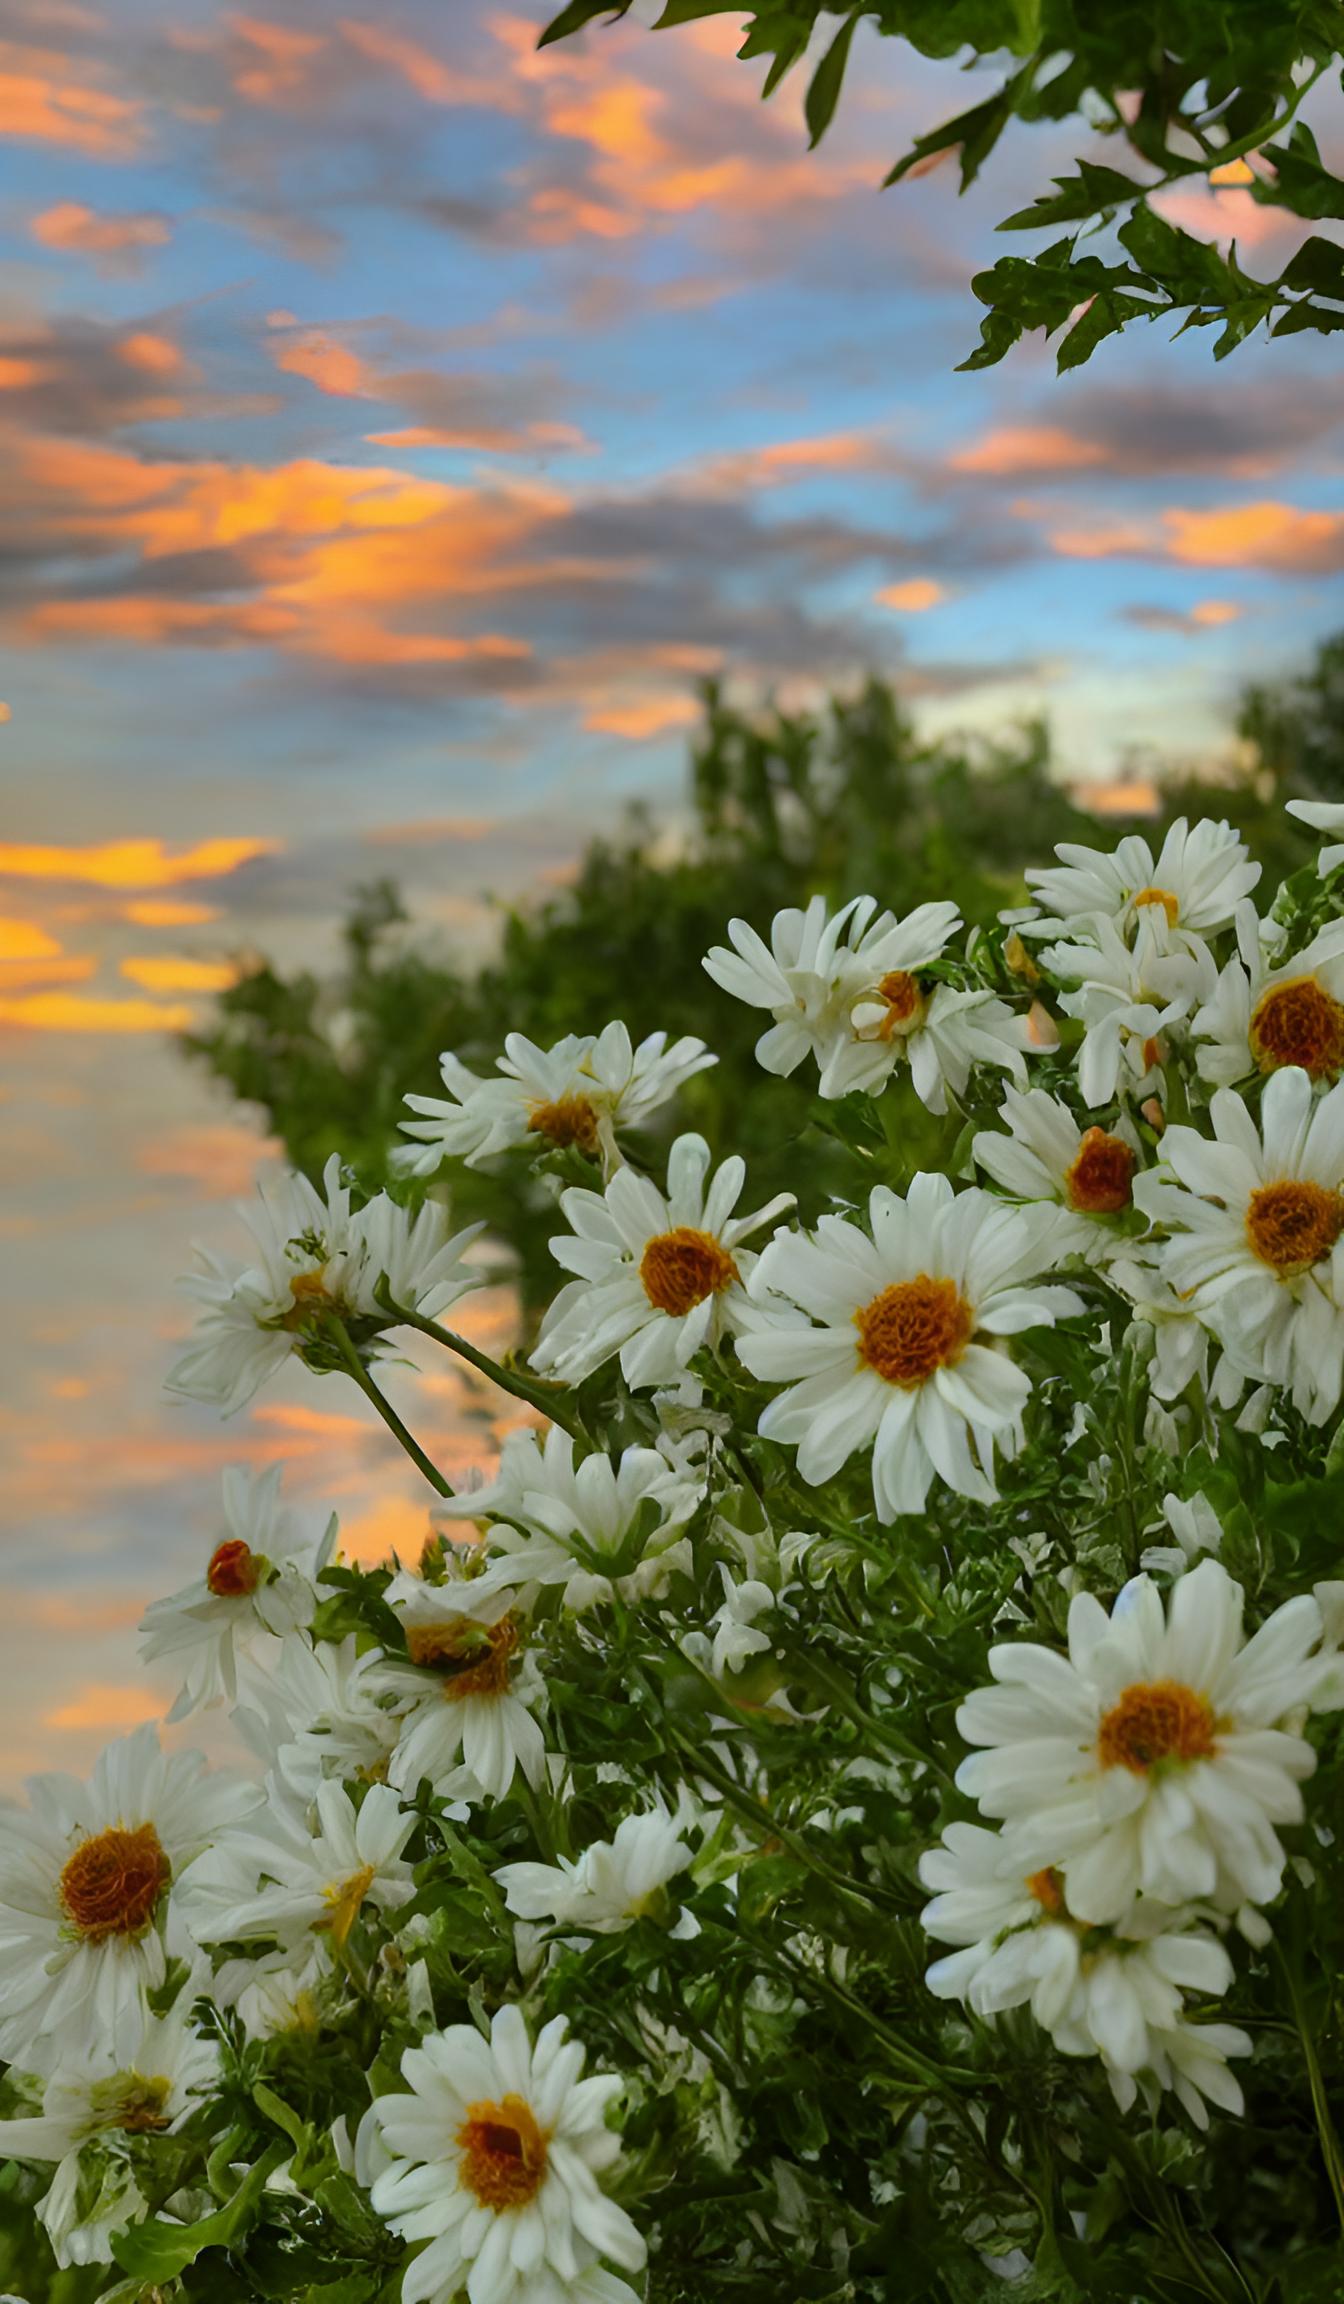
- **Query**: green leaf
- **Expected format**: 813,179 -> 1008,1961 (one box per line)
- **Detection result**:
1000,161 -> 1146,232
805,9 -> 860,148
110,2141 -> 289,2278
1254,121 -> 1344,221
536,0 -> 631,46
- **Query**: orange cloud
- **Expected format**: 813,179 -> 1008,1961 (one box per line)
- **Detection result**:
1190,599 -> 1241,626
120,330 -> 183,377
0,991 -> 196,1030
229,14 -> 324,106
876,578 -> 947,612
689,429 -> 897,495
121,898 -> 222,926
134,1120 -> 279,1196
45,1682 -> 164,1731
271,326 -> 375,398
30,201 -> 171,266
1075,778 -> 1162,817
120,954 -> 240,993
0,354 -> 46,389
583,693 -> 701,739
339,20 -> 500,108
336,1492 -> 438,1568
0,917 -> 60,959
0,836 -> 280,889
0,47 -> 145,156
950,425 -> 1108,478
1163,502 -> 1344,572
0,954 -> 97,991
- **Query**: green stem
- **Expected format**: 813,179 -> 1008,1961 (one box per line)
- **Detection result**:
376,1285 -> 584,1438
1281,1950 -> 1344,2236
328,1319 -> 454,1498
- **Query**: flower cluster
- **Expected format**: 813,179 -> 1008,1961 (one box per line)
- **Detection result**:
5,793 -> 1344,2299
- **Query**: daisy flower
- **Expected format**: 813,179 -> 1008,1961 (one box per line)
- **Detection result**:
1286,797 -> 1344,874
1133,1065 -> 1344,1421
139,1465 -> 336,1719
166,1154 -> 483,1415
919,1821 -> 1246,2119
703,894 -> 956,1080
232,1631 -> 403,1792
374,1570 -> 547,1804
496,1800 -> 698,1937
1192,907 -> 1344,1089
972,1084 -> 1141,1245
954,1559 -> 1324,1925
177,1777 -> 415,1958
530,1133 -> 794,1391
1036,912 -> 1208,1108
1024,817 -> 1259,944
397,1022 -> 716,1175
437,1425 -> 704,1611
735,1174 -> 1083,1519
0,1724 -> 254,2073
0,1994 -> 219,2267
368,2004 -> 645,2304
830,976 -> 1033,1113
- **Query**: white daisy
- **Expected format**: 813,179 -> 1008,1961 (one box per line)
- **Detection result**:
177,1776 -> 415,1957
139,1466 -> 336,1720
1286,797 -> 1344,875
210,1940 -> 331,2042
954,1559 -> 1324,1925
734,1175 -> 1084,1519
496,1800 -> 698,1937
831,977 -> 1032,1113
1133,1065 -> 1344,1421
702,894 -> 952,1079
0,1995 -> 219,2267
232,1631 -> 403,1792
1108,2017 -> 1253,2129
374,1571 -> 547,1804
369,2003 -> 645,2304
1193,906 -> 1344,1089
919,1821 -> 1245,2116
0,1724 -> 255,2073
1139,1492 -> 1224,1579
436,1425 -> 703,1612
397,1022 -> 716,1175
972,1084 -> 1141,1244
1105,1250 -> 1220,1404
165,1154 -> 483,1415
1037,912 -> 1208,1109
530,1133 -> 794,1392
1024,817 -> 1259,943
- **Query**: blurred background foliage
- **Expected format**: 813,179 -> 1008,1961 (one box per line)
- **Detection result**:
185,635 -> 1341,1309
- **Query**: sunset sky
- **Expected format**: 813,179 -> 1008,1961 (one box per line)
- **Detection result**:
2,0 -> 1343,1786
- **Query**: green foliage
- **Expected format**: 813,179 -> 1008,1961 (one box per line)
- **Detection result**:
538,0 -> 1344,367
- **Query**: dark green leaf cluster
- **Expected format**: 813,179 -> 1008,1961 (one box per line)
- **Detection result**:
537,2 -> 1344,367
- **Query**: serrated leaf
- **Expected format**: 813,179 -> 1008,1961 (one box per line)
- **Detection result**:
537,0 -> 630,45
110,2141 -> 288,2278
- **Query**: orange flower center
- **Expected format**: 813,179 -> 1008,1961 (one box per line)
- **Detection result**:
639,1226 -> 739,1317
457,2094 -> 548,2211
527,1094 -> 601,1157
407,1614 -> 519,1699
281,1266 -> 337,1330
59,1823 -> 170,1942
1132,885 -> 1179,925
206,1537 -> 263,1597
1064,1128 -> 1136,1214
1249,976 -> 1344,1082
1245,1179 -> 1344,1277
871,970 -> 926,1040
1026,1866 -> 1065,1915
855,1275 -> 974,1387
1097,1680 -> 1216,1773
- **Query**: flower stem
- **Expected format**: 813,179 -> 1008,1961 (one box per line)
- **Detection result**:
375,1284 -> 584,1437
327,1319 -> 454,1498
1281,1948 -> 1344,2236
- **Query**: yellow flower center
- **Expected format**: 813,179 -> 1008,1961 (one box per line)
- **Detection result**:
1097,1680 -> 1216,1773
59,1823 -> 170,1942
407,1614 -> 519,1699
1026,1866 -> 1065,1915
281,1266 -> 338,1330
1248,976 -> 1344,1082
527,1094 -> 601,1157
1245,1178 -> 1344,1277
105,2074 -> 173,2135
206,1537 -> 263,1597
870,970 -> 927,1040
1132,885 -> 1179,925
1064,1127 -> 1136,1214
855,1275 -> 974,1387
457,2094 -> 549,2210
639,1226 -> 739,1317
320,1863 -> 377,1950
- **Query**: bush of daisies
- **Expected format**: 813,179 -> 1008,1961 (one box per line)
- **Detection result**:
8,796 -> 1344,2304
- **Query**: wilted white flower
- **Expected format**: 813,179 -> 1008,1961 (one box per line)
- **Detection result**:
178,1776 -> 415,1956
496,1801 -> 698,1937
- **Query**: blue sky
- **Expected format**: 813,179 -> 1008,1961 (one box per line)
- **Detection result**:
0,0 -> 1342,1778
